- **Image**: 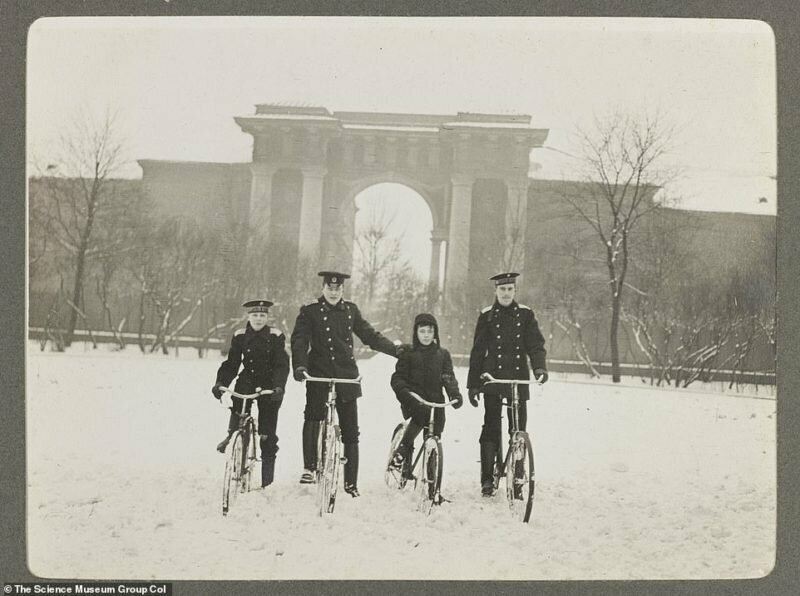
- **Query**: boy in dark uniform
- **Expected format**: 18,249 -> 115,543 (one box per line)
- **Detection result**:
291,271 -> 406,497
212,299 -> 290,488
467,273 -> 549,497
389,313 -> 463,478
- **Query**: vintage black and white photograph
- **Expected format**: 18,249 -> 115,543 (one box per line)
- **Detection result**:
25,16 -> 776,580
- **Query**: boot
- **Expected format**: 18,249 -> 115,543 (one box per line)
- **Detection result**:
261,457 -> 276,488
343,442 -> 359,497
301,420 -> 321,483
216,429 -> 235,453
480,441 -> 498,497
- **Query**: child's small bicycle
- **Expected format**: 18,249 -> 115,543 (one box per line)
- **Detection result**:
301,372 -> 362,516
218,387 -> 273,516
384,392 -> 458,515
480,372 -> 542,523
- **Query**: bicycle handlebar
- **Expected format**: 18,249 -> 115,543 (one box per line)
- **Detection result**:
407,391 -> 459,409
480,372 -> 543,386
220,387 -> 274,400
302,372 -> 362,385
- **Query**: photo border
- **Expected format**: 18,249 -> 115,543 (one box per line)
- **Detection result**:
2,2 -> 797,595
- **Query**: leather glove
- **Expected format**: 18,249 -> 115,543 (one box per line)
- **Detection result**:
211,384 -> 223,400
468,387 -> 481,407
394,343 -> 412,358
293,367 -> 308,382
270,387 -> 284,404
534,368 -> 549,384
451,394 -> 464,410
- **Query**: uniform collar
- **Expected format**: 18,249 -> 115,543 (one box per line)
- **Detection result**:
493,299 -> 518,312
246,323 -> 270,336
318,296 -> 346,311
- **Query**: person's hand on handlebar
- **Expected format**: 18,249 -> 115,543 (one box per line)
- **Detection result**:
211,384 -> 223,400
534,368 -> 549,384
468,387 -> 481,407
451,394 -> 464,409
270,387 -> 284,404
293,367 -> 308,382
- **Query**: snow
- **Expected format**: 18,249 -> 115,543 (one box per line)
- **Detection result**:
26,343 -> 775,580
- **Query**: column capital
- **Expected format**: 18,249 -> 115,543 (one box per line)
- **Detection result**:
250,162 -> 277,176
301,166 -> 328,179
450,174 -> 475,188
505,176 -> 530,194
430,228 -> 449,243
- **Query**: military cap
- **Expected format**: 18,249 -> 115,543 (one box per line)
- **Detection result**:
318,271 -> 351,285
490,272 -> 520,286
242,299 -> 273,313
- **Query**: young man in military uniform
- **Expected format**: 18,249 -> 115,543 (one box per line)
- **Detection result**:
212,299 -> 290,488
291,271 -> 406,497
467,273 -> 549,497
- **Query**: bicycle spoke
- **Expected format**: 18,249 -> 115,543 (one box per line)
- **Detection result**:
506,434 -> 535,523
222,432 -> 243,516
384,422 -> 407,490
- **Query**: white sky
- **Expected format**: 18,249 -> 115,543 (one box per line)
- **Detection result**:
26,17 -> 777,277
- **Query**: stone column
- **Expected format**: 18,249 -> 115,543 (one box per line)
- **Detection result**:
298,167 -> 327,268
248,163 -> 275,224
445,175 -> 474,295
427,228 -> 447,309
504,177 -> 530,272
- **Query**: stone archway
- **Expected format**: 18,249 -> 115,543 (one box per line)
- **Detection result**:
234,104 -> 549,299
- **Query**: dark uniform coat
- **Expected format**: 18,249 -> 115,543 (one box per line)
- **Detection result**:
467,300 -> 546,400
291,297 -> 397,401
216,323 -> 290,393
391,345 -> 461,406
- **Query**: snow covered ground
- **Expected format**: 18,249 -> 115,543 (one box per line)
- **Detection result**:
26,344 -> 776,581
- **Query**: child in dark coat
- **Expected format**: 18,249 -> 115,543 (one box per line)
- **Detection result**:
211,299 -> 289,488
389,313 -> 463,475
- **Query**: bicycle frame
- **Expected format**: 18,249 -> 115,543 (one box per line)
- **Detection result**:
405,392 -> 457,511
219,387 -> 273,515
480,373 -> 541,522
302,373 -> 361,515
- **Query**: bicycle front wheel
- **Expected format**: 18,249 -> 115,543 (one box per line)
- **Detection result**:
222,431 -> 244,516
415,438 -> 442,515
384,422 -> 408,489
506,432 -> 535,523
242,420 -> 260,493
316,425 -> 341,516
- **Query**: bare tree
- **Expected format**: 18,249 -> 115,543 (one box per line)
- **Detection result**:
34,108 -> 127,347
561,110 -> 675,382
353,202 -> 407,312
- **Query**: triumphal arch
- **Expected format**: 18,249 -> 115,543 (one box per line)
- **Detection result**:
234,104 -> 548,296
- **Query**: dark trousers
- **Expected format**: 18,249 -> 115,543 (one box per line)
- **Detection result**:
304,394 -> 359,444
479,393 -> 527,446
400,400 -> 445,438
227,395 -> 281,457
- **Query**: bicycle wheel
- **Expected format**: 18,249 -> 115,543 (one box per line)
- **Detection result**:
316,425 -> 341,516
315,420 -> 328,483
384,422 -> 408,489
415,439 -> 442,515
221,431 -> 244,516
491,442 -> 504,495
240,421 -> 258,493
505,432 -> 535,523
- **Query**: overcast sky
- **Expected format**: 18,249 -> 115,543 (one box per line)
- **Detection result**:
26,17 -> 777,276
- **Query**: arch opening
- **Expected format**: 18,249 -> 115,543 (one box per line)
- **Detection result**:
349,182 -> 437,331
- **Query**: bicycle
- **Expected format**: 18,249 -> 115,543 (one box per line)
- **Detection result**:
301,372 -> 362,516
218,387 -> 273,516
480,372 -> 542,523
384,391 -> 458,515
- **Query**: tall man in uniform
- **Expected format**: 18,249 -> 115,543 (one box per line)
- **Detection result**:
291,271 -> 406,497
467,272 -> 549,497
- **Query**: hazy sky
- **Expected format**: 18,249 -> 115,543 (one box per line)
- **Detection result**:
26,17 -> 777,276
